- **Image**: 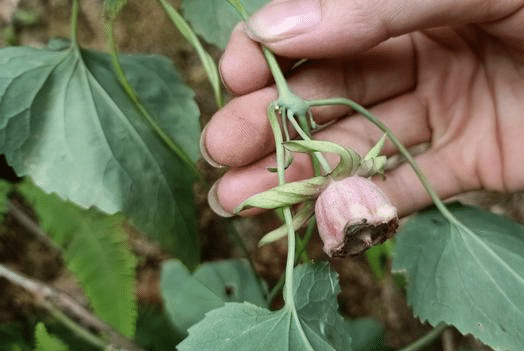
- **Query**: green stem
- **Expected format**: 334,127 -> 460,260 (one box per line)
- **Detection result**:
41,300 -> 108,350
262,47 -> 290,98
399,322 -> 447,351
158,0 -> 224,108
267,105 -> 296,305
307,98 -> 457,223
268,105 -> 313,350
226,0 -> 250,20
104,20 -> 202,182
70,0 -> 80,44
296,217 -> 315,263
266,216 -> 315,304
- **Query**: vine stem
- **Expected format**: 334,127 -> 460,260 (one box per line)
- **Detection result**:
307,98 -> 460,225
0,264 -> 145,351
267,105 -> 296,305
157,0 -> 224,108
103,20 -> 203,182
70,0 -> 79,44
268,105 -> 314,351
266,217 -> 316,304
287,114 -> 332,174
399,323 -> 448,351
42,299 -> 107,350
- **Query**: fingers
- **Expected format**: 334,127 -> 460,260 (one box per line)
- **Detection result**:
211,143 -> 480,219
246,0 -> 523,58
220,30 -> 414,100
220,23 -> 296,96
210,93 -> 432,217
378,146 -> 480,216
204,36 -> 416,168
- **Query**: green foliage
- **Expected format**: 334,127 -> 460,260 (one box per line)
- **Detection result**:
177,262 -> 353,351
0,179 -> 12,213
0,41 -> 201,267
134,305 -> 185,351
18,179 -> 137,338
365,239 -> 395,280
33,323 -> 68,351
0,322 -> 33,351
292,262 -> 352,350
346,318 -> 387,351
41,322 -> 98,351
161,259 -> 267,335
181,0 -> 269,49
393,203 -> 524,350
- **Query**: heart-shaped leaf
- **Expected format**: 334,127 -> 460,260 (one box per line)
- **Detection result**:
393,203 -> 524,350
161,259 -> 267,335
178,262 -> 354,351
0,42 -> 200,267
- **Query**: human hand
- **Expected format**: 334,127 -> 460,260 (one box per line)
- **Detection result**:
202,0 -> 524,217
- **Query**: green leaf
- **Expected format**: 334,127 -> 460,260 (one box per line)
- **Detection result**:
181,0 -> 270,49
179,302 -> 338,351
19,179 -> 137,338
234,176 -> 327,212
346,318 -> 387,351
292,262 -> 352,350
365,239 -> 395,280
34,323 -> 68,351
0,322 -> 33,351
178,262 -> 353,351
0,43 -> 200,267
392,203 -> 524,350
134,305 -> 185,351
42,322 -> 98,351
161,259 -> 266,335
0,178 -> 12,213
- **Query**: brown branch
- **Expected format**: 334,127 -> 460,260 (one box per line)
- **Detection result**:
0,263 -> 145,351
2,200 -> 146,351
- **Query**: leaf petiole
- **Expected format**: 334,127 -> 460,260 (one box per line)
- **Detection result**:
158,0 -> 224,108
70,0 -> 80,44
104,20 -> 203,181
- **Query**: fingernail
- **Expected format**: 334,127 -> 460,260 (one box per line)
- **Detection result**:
207,180 -> 234,217
246,0 -> 321,42
200,124 -> 225,168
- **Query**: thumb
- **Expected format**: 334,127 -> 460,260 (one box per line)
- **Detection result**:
246,0 -> 521,58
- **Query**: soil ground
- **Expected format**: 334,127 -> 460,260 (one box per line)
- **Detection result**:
1,1 -> 522,350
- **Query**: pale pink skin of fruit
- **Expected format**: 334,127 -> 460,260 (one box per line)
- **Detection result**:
315,176 -> 398,256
